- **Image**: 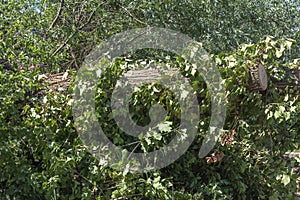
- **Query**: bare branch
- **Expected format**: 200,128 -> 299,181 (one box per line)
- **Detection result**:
121,6 -> 148,26
127,142 -> 140,160
78,7 -> 98,30
50,1 -> 106,57
51,33 -> 75,57
44,0 -> 64,39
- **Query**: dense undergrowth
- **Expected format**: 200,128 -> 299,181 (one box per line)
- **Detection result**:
1,36 -> 300,199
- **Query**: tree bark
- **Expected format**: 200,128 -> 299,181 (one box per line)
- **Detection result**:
248,63 -> 268,91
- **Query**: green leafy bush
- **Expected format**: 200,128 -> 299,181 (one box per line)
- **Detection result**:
1,37 -> 299,199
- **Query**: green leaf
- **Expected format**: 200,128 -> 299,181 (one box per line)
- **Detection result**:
284,40 -> 293,49
157,121 -> 172,132
275,48 -> 283,58
274,110 -> 280,119
281,174 -> 290,186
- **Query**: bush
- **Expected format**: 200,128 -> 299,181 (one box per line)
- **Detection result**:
1,37 -> 299,199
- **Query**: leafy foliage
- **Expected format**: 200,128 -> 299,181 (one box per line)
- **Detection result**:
1,0 -> 300,199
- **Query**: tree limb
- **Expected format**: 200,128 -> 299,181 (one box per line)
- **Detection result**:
44,0 -> 64,39
121,6 -> 148,26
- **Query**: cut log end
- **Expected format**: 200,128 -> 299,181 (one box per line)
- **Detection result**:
248,63 -> 268,91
